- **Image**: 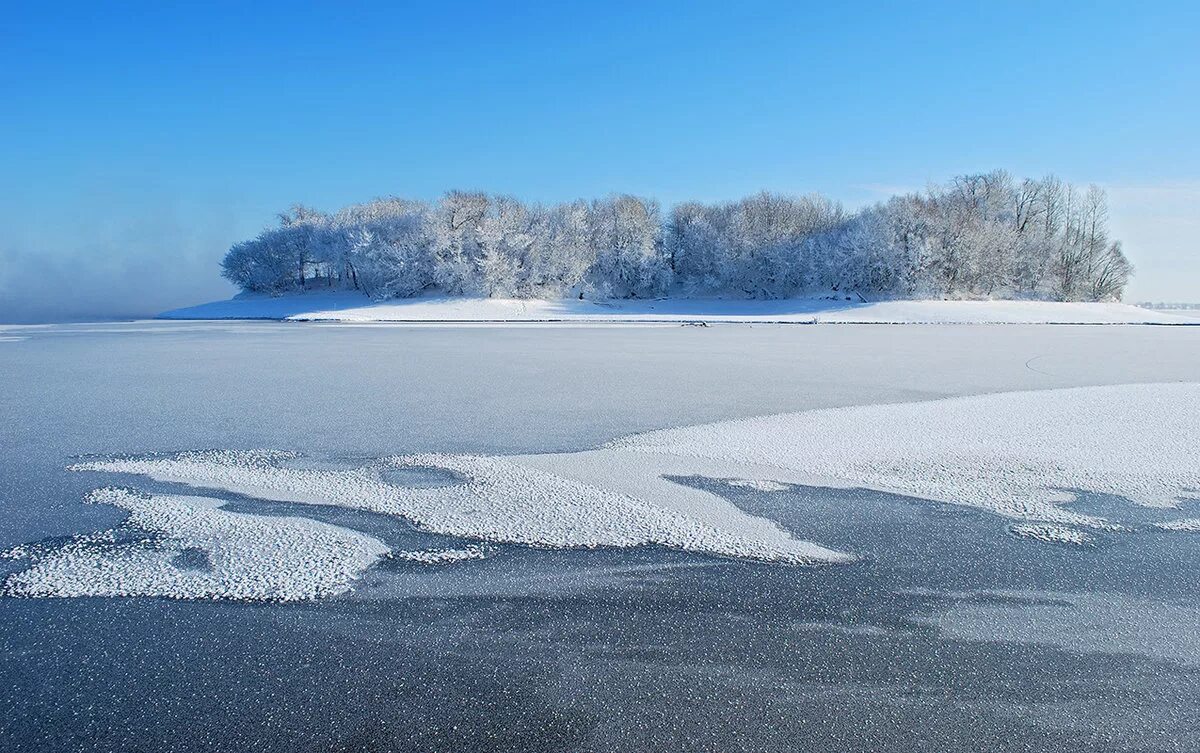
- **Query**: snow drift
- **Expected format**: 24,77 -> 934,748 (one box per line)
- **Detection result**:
159,292 -> 1195,325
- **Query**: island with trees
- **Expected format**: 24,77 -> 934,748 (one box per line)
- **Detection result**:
220,171 -> 1133,307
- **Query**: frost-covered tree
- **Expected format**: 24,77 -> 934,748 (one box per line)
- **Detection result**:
523,200 -> 595,297
219,171 -> 1133,302
667,192 -> 843,297
477,196 -> 537,297
221,207 -> 331,294
588,195 -> 668,298
429,191 -> 490,295
326,198 -> 433,298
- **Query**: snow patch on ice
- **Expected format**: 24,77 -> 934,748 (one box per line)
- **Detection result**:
1009,523 -> 1094,546
612,383 -> 1200,526
388,544 -> 492,564
916,590 -> 1200,667
1157,518 -> 1200,532
2,487 -> 389,601
726,478 -> 792,492
68,451 -> 850,565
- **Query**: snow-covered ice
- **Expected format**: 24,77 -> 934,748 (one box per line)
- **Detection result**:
159,292 -> 1198,325
68,450 -> 850,565
40,381 -> 1195,597
612,382 -> 1200,525
8,377 -> 1196,603
2,487 -> 389,601
388,544 -> 492,564
1158,518 -> 1200,532
1008,523 -> 1095,546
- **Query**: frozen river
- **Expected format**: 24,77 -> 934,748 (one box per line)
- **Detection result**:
1,321 -> 1198,752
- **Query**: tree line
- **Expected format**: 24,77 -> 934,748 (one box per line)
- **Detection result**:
222,170 -> 1132,302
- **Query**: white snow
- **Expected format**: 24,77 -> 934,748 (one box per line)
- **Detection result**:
2,487 -> 389,601
388,545 -> 492,564
68,451 -> 850,565
612,383 -> 1200,526
159,292 -> 1197,325
726,479 -> 792,492
0,326 -> 29,342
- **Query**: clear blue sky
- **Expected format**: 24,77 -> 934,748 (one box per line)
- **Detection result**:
2,0 -> 1197,320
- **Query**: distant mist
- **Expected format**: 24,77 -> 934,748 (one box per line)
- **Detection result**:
0,194 -> 242,324
0,246 -> 234,324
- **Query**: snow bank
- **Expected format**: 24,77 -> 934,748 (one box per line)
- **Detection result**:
159,292 -> 1195,325
2,488 -> 389,601
612,383 -> 1200,525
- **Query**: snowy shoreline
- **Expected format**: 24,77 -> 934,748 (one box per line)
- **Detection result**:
160,292 -> 1197,325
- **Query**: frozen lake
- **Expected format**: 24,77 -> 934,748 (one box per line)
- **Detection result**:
1,321 -> 1198,752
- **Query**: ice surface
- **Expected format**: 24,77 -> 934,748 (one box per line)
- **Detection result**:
3,320 -> 1198,750
918,590 -> 1200,667
726,479 -> 792,492
159,292 -> 1197,325
2,487 -> 389,601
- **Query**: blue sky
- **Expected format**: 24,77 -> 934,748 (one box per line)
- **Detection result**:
2,1 -> 1197,320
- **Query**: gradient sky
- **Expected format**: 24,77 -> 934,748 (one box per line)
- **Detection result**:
2,1 -> 1197,321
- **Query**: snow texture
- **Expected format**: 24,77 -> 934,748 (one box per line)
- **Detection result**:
63,383 -> 1198,568
1009,523 -> 1094,546
388,545 -> 492,564
159,292 -> 1196,325
1158,518 -> 1200,532
613,383 -> 1200,526
68,451 -> 848,565
2,488 -> 389,601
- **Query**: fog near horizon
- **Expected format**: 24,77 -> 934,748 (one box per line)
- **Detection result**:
0,194 -> 240,324
0,245 -> 236,324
